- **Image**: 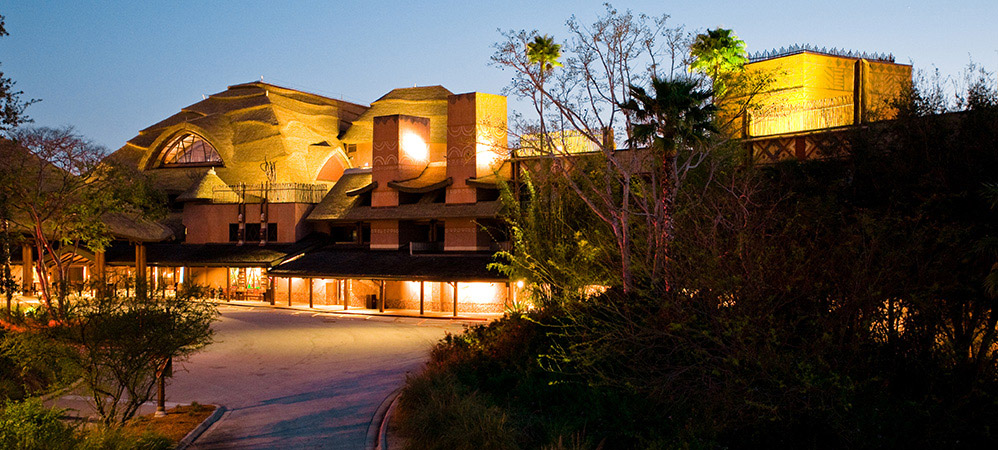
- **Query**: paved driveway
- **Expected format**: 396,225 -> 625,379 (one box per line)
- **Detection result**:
166,305 -> 469,449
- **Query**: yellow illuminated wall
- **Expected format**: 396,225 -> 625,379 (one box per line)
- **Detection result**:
723,52 -> 911,137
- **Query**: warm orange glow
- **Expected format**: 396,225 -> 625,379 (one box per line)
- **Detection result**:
582,284 -> 609,297
475,132 -> 504,176
401,131 -> 429,162
458,282 -> 505,304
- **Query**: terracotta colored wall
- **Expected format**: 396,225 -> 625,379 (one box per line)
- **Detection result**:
370,220 -> 400,250
444,218 -> 489,251
183,204 -> 239,244
446,92 -> 508,204
183,202 -> 313,244
372,115 -> 431,208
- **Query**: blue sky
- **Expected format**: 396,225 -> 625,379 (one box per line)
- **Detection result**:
3,0 -> 996,150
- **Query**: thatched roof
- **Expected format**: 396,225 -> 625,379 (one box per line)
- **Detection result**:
306,169 -> 373,221
386,163 -> 451,193
176,168 -> 234,202
341,86 -> 452,145
109,82 -> 369,194
268,247 -> 504,281
102,212 -> 174,242
105,242 -> 293,266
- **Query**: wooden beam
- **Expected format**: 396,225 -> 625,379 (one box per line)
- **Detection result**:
287,277 -> 292,306
21,244 -> 33,292
135,243 -> 147,299
308,278 -> 313,309
419,280 -> 425,316
343,280 -> 348,310
452,281 -> 458,317
378,280 -> 385,313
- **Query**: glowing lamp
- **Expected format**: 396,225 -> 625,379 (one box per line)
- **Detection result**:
401,132 -> 429,163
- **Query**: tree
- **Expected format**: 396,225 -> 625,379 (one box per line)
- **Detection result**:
493,5 -> 720,294
3,287 -> 216,427
0,127 -> 163,316
619,77 -> 715,289
526,34 -> 563,154
689,28 -> 748,97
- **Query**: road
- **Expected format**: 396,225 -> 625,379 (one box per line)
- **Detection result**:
167,305 -> 469,449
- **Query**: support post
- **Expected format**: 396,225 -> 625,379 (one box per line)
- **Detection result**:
419,280 -> 425,315
378,280 -> 385,313
225,267 -> 230,301
135,242 -> 147,300
452,281 -> 458,317
21,244 -> 33,293
288,277 -> 292,306
308,278 -> 313,309
155,373 -> 166,417
343,280 -> 348,310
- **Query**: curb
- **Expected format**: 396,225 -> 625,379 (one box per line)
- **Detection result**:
176,405 -> 226,450
38,378 -> 83,403
366,389 -> 401,450
377,391 -> 402,450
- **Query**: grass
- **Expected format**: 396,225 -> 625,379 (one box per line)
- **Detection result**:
125,403 -> 216,444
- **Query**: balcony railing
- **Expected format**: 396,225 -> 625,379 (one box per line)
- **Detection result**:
213,183 -> 328,204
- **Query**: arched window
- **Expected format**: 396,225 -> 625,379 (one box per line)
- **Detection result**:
160,133 -> 222,166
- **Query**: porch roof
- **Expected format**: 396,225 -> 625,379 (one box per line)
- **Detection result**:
267,247 -> 505,281
103,242 -> 298,267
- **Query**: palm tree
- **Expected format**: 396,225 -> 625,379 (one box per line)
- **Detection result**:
526,34 -> 562,154
620,77 -> 716,288
690,28 -> 748,97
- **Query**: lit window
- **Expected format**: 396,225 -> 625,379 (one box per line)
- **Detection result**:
160,133 -> 222,166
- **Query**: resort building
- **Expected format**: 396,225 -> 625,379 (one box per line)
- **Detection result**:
723,45 -> 911,162
98,82 -> 515,315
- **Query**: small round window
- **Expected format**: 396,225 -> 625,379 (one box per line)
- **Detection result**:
160,133 -> 222,166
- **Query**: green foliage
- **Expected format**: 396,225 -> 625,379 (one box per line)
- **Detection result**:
492,170 -> 613,306
397,371 -> 518,450
0,399 -> 76,450
622,77 -> 716,156
77,427 -> 172,450
1,325 -> 79,401
527,34 -> 563,72
2,289 -> 216,426
690,28 -> 748,96
0,398 -> 172,450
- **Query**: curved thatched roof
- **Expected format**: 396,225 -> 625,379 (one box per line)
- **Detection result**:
109,82 -> 369,194
306,168 -> 373,221
176,167 -> 234,202
102,212 -> 174,242
341,86 -> 452,145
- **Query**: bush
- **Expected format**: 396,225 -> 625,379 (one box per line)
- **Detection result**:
0,399 -> 77,450
77,427 -> 172,450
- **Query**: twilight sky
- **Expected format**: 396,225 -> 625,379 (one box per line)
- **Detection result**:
2,0 -> 995,151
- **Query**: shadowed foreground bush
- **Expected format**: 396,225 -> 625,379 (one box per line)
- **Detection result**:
0,399 -> 172,450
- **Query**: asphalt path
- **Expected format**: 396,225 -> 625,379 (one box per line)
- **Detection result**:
165,305 -> 470,449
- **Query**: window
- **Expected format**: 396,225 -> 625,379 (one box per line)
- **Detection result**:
160,133 -> 222,166
229,223 -> 277,242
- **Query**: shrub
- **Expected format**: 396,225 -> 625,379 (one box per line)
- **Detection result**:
77,427 -> 172,450
0,398 -> 77,450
